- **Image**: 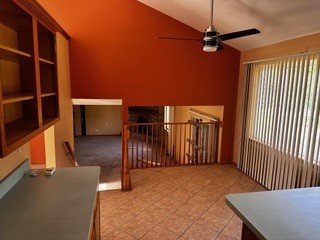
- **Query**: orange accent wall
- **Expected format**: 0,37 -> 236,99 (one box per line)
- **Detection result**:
30,132 -> 45,164
37,0 -> 241,162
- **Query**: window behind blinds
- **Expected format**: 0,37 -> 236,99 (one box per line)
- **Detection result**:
238,52 -> 320,190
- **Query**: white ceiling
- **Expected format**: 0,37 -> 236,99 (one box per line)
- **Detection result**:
137,0 -> 320,51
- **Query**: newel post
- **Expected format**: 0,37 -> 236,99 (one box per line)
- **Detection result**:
122,124 -> 131,190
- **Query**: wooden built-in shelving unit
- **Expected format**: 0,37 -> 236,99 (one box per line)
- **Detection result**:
0,0 -> 61,157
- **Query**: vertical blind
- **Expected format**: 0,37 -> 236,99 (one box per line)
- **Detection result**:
238,52 -> 320,190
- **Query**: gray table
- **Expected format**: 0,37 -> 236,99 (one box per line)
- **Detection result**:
0,166 -> 100,240
225,187 -> 320,240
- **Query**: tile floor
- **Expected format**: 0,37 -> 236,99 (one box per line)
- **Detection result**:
99,164 -> 267,240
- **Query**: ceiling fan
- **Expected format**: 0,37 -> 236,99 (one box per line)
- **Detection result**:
159,0 -> 261,52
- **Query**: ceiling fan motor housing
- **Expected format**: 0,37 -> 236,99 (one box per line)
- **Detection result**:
203,26 -> 219,52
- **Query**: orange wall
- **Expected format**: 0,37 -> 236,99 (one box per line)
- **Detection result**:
30,132 -> 45,164
38,0 -> 241,162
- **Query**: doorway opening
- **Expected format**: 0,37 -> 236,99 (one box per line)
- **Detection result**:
72,99 -> 122,190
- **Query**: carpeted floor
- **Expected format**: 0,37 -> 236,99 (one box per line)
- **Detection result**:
74,136 -> 122,189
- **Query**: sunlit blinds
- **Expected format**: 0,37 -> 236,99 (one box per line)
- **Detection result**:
238,52 -> 320,190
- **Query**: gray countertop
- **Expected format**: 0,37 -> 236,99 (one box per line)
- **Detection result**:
225,187 -> 320,240
0,166 -> 100,240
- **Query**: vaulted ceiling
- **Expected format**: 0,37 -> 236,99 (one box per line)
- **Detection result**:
137,0 -> 320,51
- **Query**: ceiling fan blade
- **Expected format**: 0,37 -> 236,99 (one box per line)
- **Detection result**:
217,43 -> 224,51
218,28 -> 260,41
158,36 -> 201,41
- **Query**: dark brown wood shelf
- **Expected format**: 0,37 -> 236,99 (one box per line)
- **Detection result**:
0,44 -> 32,62
5,118 -> 38,146
42,117 -> 59,127
41,92 -> 56,98
2,93 -> 34,104
39,58 -> 54,65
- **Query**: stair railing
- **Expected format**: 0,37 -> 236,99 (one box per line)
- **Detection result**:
63,141 -> 80,167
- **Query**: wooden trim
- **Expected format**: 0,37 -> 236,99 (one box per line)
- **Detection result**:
241,223 -> 260,240
12,0 -> 69,38
53,33 -> 60,122
0,70 -> 7,153
32,17 -> 43,128
122,125 -> 131,190
88,192 -> 101,240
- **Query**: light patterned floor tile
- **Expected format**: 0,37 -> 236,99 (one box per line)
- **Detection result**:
196,210 -> 232,232
102,229 -> 136,240
174,201 -> 208,221
155,196 -> 185,212
119,216 -> 156,239
158,213 -> 194,235
119,197 -> 150,215
215,233 -> 237,240
99,164 -> 266,239
138,204 -> 171,224
182,222 -> 220,240
221,219 -> 242,240
103,207 -> 135,227
141,226 -> 179,240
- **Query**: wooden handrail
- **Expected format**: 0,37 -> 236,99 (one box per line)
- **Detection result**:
63,141 -> 80,167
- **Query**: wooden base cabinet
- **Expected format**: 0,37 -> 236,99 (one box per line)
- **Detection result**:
0,0 -> 64,157
90,192 -> 101,240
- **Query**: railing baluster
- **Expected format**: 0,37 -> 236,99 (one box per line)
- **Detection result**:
151,125 -> 154,167
129,126 -> 133,168
182,124 -> 186,165
209,123 -> 214,163
160,124 -> 164,166
155,124 -> 159,167
215,121 -> 219,162
178,124 -> 181,165
168,123 -> 171,161
188,123 -> 192,165
200,124 -> 204,164
136,125 -> 139,168
141,125 -> 144,167
172,124 -> 175,166
125,121 -> 220,169
146,125 -> 149,167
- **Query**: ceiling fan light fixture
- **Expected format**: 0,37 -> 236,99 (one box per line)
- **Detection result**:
203,40 -> 217,52
202,25 -> 219,52
203,36 -> 218,52
203,44 -> 217,52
